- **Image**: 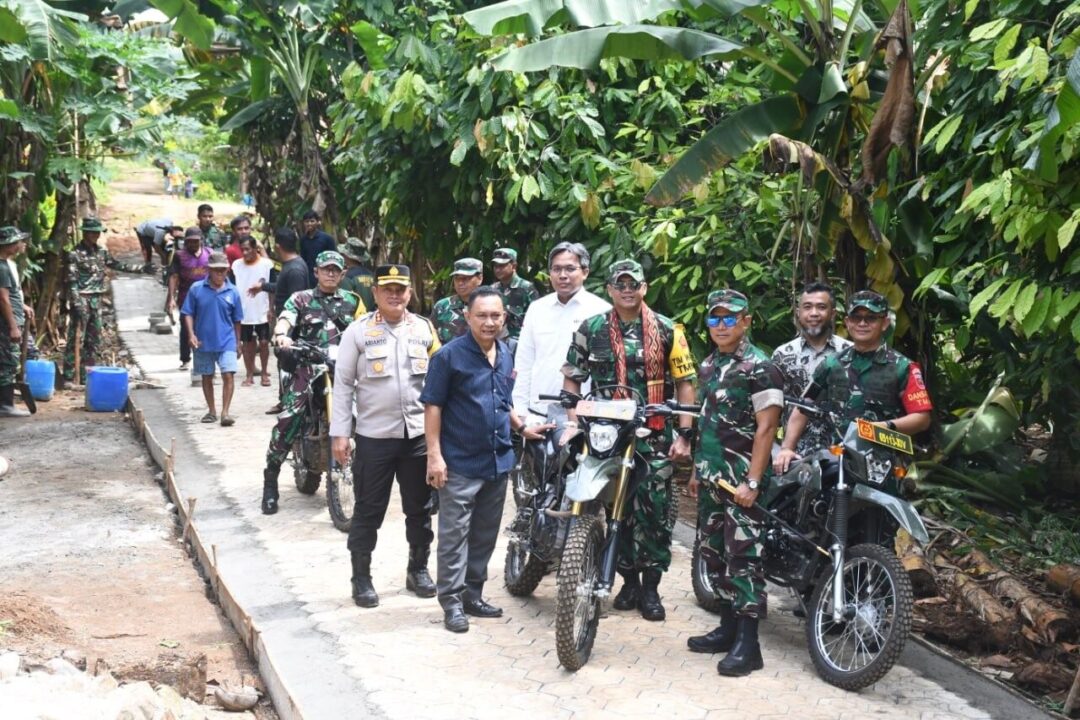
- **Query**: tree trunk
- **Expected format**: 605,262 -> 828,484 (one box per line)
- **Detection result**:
1047,564 -> 1080,605
895,528 -> 937,597
932,553 -> 1016,649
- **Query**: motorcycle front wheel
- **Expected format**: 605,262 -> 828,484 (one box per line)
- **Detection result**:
292,450 -> 322,494
554,515 -> 604,671
806,543 -> 913,691
326,448 -> 354,533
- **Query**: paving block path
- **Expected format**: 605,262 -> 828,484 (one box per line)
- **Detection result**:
114,273 -> 994,720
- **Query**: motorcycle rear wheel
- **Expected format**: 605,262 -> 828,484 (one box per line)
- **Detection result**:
504,540 -> 547,597
292,455 -> 322,495
326,451 -> 354,533
555,515 -> 605,671
806,543 -> 913,690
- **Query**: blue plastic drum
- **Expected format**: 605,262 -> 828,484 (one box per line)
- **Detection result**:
86,366 -> 129,412
24,359 -> 56,401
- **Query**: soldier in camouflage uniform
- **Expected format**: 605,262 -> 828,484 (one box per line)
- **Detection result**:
431,258 -> 483,344
339,237 -> 375,310
561,259 -> 697,621
775,290 -> 933,474
488,248 -> 539,341
63,217 -> 146,385
686,289 -> 784,677
261,250 -> 366,515
197,204 -> 226,250
0,227 -> 30,417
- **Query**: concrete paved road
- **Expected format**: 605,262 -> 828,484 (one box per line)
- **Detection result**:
114,272 -> 1021,720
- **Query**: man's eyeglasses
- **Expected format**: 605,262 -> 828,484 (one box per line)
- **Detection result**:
706,315 -> 741,328
848,313 -> 885,325
610,280 -> 642,292
550,265 -> 581,276
318,267 -> 343,276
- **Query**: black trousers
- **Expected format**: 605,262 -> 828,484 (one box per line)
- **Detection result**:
347,434 -> 434,554
179,319 -> 191,364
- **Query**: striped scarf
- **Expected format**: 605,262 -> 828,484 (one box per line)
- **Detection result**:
609,304 -> 666,430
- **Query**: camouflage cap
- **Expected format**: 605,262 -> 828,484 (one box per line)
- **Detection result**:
707,289 -> 749,313
492,248 -> 517,264
81,217 -> 105,233
607,258 -> 645,284
315,250 -> 346,269
450,257 -> 483,276
376,264 -> 411,286
207,252 -> 230,269
847,290 -> 888,314
0,226 -> 29,246
339,237 -> 370,263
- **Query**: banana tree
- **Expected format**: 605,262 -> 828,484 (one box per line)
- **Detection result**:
464,0 -> 922,332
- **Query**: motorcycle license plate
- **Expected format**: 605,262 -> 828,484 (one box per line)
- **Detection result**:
857,419 -> 914,455
575,399 -> 636,421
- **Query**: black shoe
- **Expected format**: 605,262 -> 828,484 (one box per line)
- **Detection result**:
639,568 -> 666,621
463,598 -> 503,618
688,603 -> 736,653
717,616 -> 764,677
405,545 -> 436,598
612,570 -> 639,611
350,552 -> 379,608
265,403 -> 282,415
443,606 -> 469,633
261,467 -> 279,515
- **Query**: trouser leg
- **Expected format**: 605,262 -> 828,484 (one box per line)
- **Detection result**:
618,453 -> 674,573
83,299 -> 101,373
0,333 -> 18,387
436,472 -> 480,610
179,318 -> 191,364
699,483 -> 731,600
716,501 -> 767,619
265,372 -> 309,470
463,474 -> 507,602
346,435 -> 398,554
396,435 -> 433,549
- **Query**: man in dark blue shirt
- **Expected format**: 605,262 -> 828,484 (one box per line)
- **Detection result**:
299,210 -> 336,287
421,287 -> 545,633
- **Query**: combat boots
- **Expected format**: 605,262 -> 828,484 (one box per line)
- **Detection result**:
716,616 -> 764,676
350,551 -> 379,608
612,569 -> 640,610
639,568 -> 666,621
0,385 -> 29,418
687,601 -> 736,653
405,545 -> 436,598
261,467 -> 279,515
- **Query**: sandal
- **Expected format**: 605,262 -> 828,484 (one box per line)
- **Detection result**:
261,375 -> 272,387
201,412 -> 217,423
241,377 -> 255,386
220,415 -> 235,427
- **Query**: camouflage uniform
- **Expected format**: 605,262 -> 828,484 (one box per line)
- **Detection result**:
265,287 -> 364,470
695,337 -> 785,619
431,294 -> 468,345
771,334 -> 851,454
338,236 -> 375,310
63,222 -> 143,383
202,224 -> 226,251
803,343 -> 931,426
489,274 -> 539,340
562,310 -> 696,572
0,230 -> 27,388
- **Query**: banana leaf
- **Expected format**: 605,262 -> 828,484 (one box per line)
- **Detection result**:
463,0 -> 697,37
942,386 -> 1021,456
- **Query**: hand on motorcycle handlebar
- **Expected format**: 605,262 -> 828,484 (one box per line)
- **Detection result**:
557,426 -> 582,447
332,437 -> 351,466
669,435 -> 691,463
520,422 -> 555,441
426,453 -> 448,489
274,335 -> 293,349
773,447 -> 800,475
733,483 -> 759,509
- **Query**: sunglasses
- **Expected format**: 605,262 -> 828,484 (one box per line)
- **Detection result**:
848,313 -> 885,325
706,315 -> 741,328
610,280 -> 642,292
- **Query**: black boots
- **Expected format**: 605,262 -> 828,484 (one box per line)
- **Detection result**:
687,602 -> 736,653
0,385 -> 29,418
350,551 -> 379,608
261,467 -> 279,515
639,568 -> 666,621
716,616 -> 764,676
405,545 -> 436,598
612,570 -> 640,610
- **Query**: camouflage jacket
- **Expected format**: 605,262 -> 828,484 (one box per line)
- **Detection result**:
202,225 -> 227,250
340,266 -> 375,311
804,343 -> 932,429
65,242 -> 141,296
489,274 -> 540,339
280,288 -> 364,348
694,338 -> 784,486
431,294 -> 468,345
771,334 -> 851,455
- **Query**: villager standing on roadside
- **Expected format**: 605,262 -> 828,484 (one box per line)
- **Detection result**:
0,227 -> 31,418
166,227 -> 212,374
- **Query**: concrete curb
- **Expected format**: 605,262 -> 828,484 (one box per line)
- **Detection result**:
125,395 -> 303,720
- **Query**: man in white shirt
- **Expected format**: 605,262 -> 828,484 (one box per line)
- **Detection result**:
513,241 -> 611,417
230,236 -> 274,386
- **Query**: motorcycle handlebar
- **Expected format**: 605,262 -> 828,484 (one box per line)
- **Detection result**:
784,394 -> 824,418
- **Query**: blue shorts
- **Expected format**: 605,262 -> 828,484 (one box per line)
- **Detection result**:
193,349 -> 239,376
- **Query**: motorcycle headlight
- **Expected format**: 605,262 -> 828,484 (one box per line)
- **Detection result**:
588,423 -> 619,454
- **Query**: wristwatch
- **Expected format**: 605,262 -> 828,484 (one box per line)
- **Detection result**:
745,478 -> 760,491
887,420 -> 897,430
675,427 -> 694,441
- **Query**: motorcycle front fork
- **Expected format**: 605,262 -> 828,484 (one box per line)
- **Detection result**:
571,444 -> 635,600
829,455 -> 852,622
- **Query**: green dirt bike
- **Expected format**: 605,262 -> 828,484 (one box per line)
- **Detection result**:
693,395 -> 928,690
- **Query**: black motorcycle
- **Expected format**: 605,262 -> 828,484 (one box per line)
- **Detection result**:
692,395 -> 928,690
281,339 -> 354,533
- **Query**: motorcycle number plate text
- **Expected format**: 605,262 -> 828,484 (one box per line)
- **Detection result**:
857,419 -> 914,455
575,400 -> 636,421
